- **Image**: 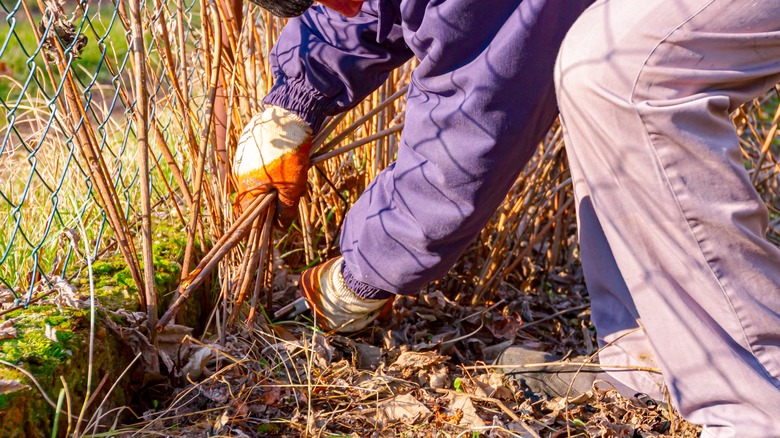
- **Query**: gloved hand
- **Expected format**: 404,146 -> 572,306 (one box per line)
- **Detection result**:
233,106 -> 313,224
300,256 -> 391,332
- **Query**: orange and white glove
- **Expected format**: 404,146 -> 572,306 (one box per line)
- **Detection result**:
300,257 -> 391,332
233,106 -> 313,223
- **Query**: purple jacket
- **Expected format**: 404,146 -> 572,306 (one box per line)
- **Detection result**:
264,0 -> 591,297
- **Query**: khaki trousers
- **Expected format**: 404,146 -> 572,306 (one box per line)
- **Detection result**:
556,1 -> 780,436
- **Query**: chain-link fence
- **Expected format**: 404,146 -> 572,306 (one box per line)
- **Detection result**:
0,0 -> 407,322
0,0 -> 212,306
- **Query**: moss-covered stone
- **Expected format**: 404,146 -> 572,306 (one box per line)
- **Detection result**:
0,224 -> 206,437
0,305 -> 126,438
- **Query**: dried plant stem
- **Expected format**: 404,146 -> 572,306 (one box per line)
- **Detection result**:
752,87 -> 780,184
82,352 -> 143,435
497,197 -> 574,277
59,376 -> 72,436
314,85 -> 408,155
37,9 -> 147,309
211,0 -> 244,218
152,149 -> 187,227
150,0 -> 199,158
464,363 -> 662,374
158,192 -> 276,330
248,201 -> 275,324
74,374 -> 109,437
311,113 -> 349,150
0,289 -> 56,318
180,0 -> 223,283
143,7 -> 202,234
311,124 -> 405,165
515,303 -> 590,331
373,84 -> 388,175
72,218 -> 98,436
296,195 -> 316,264
0,359 -> 61,410
129,0 -> 158,336
176,0 -> 190,119
25,0 -> 58,93
63,89 -> 146,307
228,214 -> 265,325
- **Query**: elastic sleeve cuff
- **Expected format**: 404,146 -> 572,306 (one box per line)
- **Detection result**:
341,260 -> 394,300
262,78 -> 332,133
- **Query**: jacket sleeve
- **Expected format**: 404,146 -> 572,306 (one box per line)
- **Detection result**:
262,2 -> 413,132
338,0 -> 594,295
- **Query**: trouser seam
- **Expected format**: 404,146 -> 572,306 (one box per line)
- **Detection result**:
627,0 -> 780,391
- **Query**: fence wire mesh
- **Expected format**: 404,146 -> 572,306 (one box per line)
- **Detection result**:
0,0 -> 209,305
0,0 -> 408,319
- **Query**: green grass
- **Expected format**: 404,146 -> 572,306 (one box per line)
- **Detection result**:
0,3 -> 129,103
0,123 -> 131,292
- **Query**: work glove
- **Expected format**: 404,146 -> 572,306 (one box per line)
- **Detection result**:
233,106 -> 313,224
300,256 -> 391,332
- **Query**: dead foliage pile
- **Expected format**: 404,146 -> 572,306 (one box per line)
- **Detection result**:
120,269 -> 701,437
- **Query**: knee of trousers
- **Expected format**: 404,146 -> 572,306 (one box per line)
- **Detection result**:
555,28 -> 637,112
554,4 -> 668,112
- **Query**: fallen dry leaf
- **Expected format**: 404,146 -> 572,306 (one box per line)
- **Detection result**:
213,409 -> 230,433
0,380 -> 28,395
311,332 -> 333,368
180,346 -> 213,380
421,290 -> 447,310
51,276 -> 88,309
200,384 -> 230,404
474,372 -> 513,400
507,420 -> 545,437
111,325 -> 161,378
428,366 -> 451,389
111,309 -> 147,325
375,393 -> 431,427
262,385 -> 282,406
444,391 -> 485,428
389,351 -> 449,379
0,286 -> 14,308
157,324 -> 193,342
486,311 -> 523,342
354,342 -> 382,369
157,324 -> 194,374
158,350 -> 175,374
0,319 -> 18,341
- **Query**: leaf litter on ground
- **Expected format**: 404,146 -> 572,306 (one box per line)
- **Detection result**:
119,268 -> 701,437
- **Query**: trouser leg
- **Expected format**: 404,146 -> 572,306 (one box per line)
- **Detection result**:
576,199 -> 667,401
556,0 -> 780,435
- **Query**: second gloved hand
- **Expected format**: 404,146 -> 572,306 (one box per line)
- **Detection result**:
233,106 -> 313,223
